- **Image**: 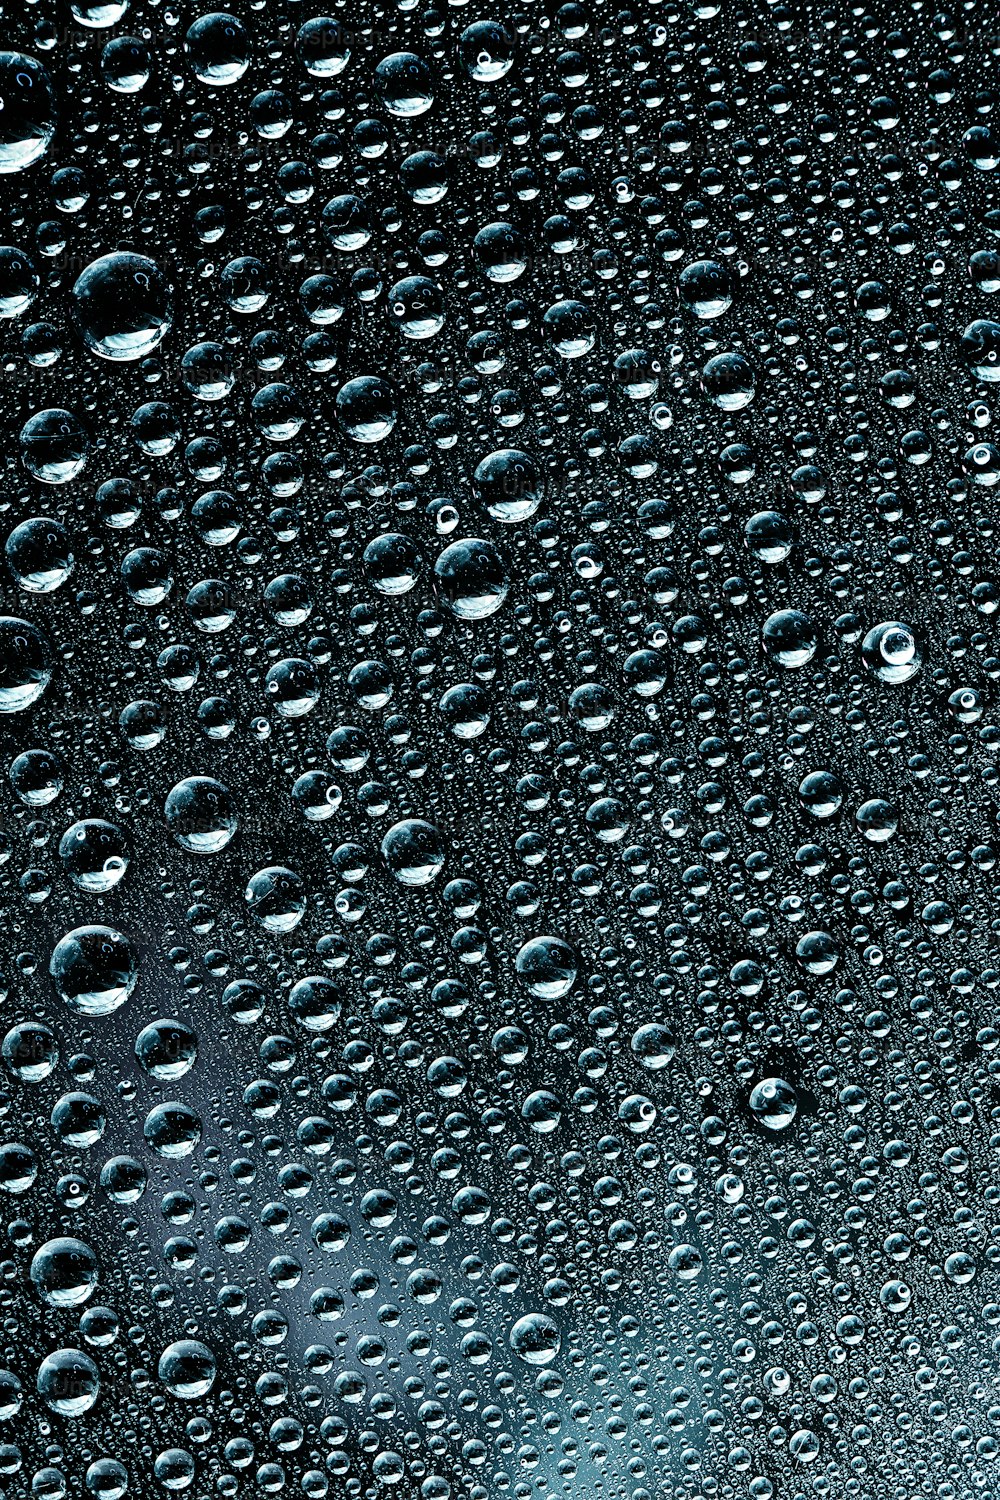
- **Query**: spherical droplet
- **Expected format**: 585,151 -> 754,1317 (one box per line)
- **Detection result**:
72,253 -> 172,361
50,925 -> 138,1017
509,1311 -> 561,1366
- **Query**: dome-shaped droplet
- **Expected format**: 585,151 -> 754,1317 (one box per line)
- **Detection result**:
434,537 -> 509,620
515,935 -> 577,1000
0,617 -> 53,712
509,1311 -> 561,1366
381,818 -> 446,887
157,1339 -> 216,1399
30,1237 -> 99,1308
749,1076 -> 798,1131
184,11 -> 251,86
50,925 -> 137,1017
72,253 -> 172,361
0,53 -> 56,174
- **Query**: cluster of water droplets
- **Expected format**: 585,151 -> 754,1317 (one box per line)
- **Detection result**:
2,2 -> 1000,1500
